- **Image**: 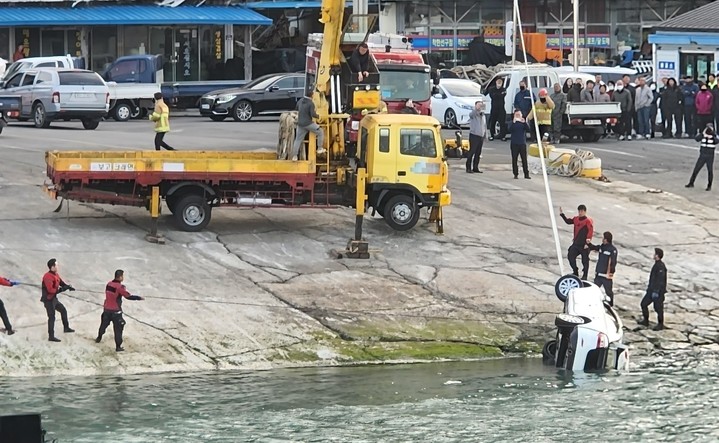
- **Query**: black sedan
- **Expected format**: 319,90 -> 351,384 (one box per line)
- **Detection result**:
199,73 -> 305,122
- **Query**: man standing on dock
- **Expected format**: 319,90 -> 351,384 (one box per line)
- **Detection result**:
150,92 -> 176,151
638,248 -> 668,330
0,275 -> 20,335
96,270 -> 144,352
559,205 -> 594,280
41,259 -> 75,342
588,231 -> 618,306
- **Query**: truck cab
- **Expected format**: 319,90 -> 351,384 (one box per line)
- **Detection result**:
357,113 -> 450,231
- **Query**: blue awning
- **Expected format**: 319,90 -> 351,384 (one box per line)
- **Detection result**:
649,32 -> 719,46
0,5 -> 272,26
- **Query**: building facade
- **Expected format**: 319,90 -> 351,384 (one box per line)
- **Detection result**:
377,0 -> 712,66
0,0 -> 338,81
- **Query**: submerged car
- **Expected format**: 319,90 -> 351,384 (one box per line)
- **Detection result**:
543,275 -> 630,372
199,73 -> 305,122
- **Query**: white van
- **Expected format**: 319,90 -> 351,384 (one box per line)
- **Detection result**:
483,65 -> 560,118
1,55 -> 83,83
554,66 -> 638,83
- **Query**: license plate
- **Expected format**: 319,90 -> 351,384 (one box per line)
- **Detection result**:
74,93 -> 92,99
201,104 -> 210,109
584,119 -> 601,125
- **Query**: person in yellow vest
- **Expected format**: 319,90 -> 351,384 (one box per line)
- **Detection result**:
150,92 -> 175,151
527,88 -> 555,142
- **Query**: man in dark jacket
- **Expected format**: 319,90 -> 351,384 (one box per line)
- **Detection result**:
638,248 -> 668,330
660,78 -> 682,138
507,109 -> 531,179
513,80 -> 533,117
681,76 -> 699,137
614,80 -> 634,140
686,124 -> 716,191
622,74 -> 637,136
488,77 -> 507,140
96,270 -> 144,352
0,276 -> 20,335
559,204 -> 594,280
349,43 -> 370,82
588,232 -> 618,306
291,95 -> 325,161
41,258 -> 75,342
567,78 -> 583,103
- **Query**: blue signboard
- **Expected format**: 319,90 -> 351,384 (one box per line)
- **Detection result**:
657,61 -> 675,70
410,34 -> 611,51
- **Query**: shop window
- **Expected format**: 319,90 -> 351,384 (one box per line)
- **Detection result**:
14,28 -> 40,58
0,28 -> 9,60
123,26 -> 148,56
91,26 -> 118,73
201,26 -> 224,80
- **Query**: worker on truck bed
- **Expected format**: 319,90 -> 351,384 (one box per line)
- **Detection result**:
291,95 -> 325,161
349,43 -> 370,83
150,92 -> 176,151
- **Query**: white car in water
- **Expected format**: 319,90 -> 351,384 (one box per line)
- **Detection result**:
431,79 -> 484,128
543,275 -> 630,372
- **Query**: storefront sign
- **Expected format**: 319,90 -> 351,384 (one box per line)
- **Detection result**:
21,28 -> 30,57
179,31 -> 191,78
411,34 -> 611,51
657,61 -> 676,80
74,30 -> 82,57
214,30 -> 222,61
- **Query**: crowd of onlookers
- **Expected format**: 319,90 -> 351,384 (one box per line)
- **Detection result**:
557,73 -> 719,141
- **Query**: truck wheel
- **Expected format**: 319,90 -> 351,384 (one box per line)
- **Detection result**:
542,340 -> 557,361
555,274 -> 582,302
82,119 -> 100,130
232,100 -> 253,122
174,195 -> 212,232
166,195 -> 179,214
383,194 -> 420,231
33,102 -> 51,128
113,102 -> 132,122
210,115 -> 226,122
444,109 -> 457,128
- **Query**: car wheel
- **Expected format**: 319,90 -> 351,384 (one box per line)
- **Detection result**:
542,340 -> 557,361
173,194 -> 212,232
555,274 -> 582,302
82,119 -> 100,130
444,109 -> 457,128
383,194 -> 420,231
113,102 -> 132,122
555,313 -> 586,329
232,100 -> 253,122
33,102 -> 51,128
210,115 -> 226,122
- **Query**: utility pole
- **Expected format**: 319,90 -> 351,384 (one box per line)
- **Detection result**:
511,0 -> 517,63
572,0 -> 579,71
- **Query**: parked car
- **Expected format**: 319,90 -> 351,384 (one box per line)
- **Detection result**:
1,55 -> 84,83
199,73 -> 305,122
1,68 -> 109,129
431,79 -> 484,128
543,274 -> 630,372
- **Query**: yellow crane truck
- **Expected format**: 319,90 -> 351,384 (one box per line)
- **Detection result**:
43,0 -> 451,258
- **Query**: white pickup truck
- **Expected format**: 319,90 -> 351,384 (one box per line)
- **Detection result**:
483,65 -> 621,142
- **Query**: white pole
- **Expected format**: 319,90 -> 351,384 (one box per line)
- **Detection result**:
511,0 -> 517,63
514,0 -> 566,276
572,0 -> 579,71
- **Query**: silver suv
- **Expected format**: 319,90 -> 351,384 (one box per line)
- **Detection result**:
1,68 -> 109,129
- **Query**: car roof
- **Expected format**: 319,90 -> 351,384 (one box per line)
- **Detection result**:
439,78 -> 479,85
363,113 -> 440,126
555,66 -> 638,75
558,72 -> 596,83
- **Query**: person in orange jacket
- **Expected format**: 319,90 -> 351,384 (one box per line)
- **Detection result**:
0,276 -> 20,335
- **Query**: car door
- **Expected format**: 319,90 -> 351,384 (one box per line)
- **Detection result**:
262,76 -> 296,114
2,73 -> 25,115
18,72 -> 37,114
32,71 -> 54,111
431,84 -> 449,122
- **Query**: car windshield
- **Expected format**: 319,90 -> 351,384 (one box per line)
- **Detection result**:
443,82 -> 482,97
245,75 -> 283,90
58,72 -> 105,85
380,70 -> 431,102
2,62 -> 25,81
